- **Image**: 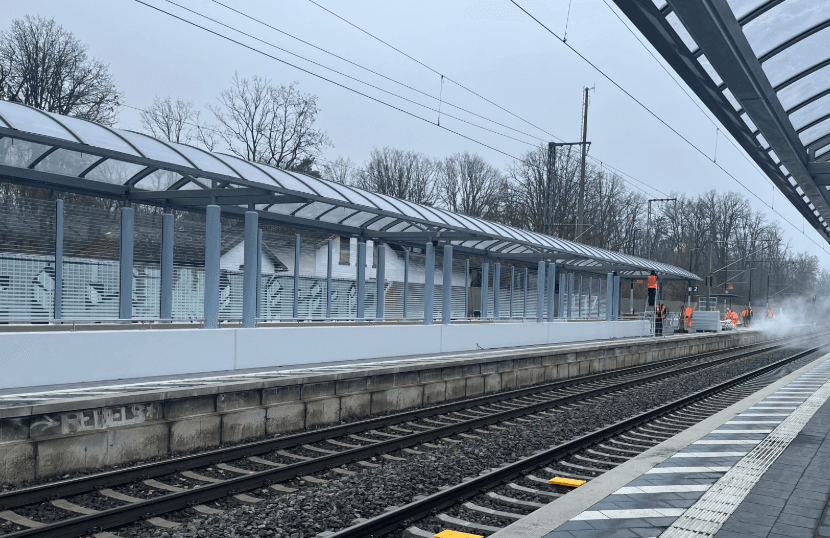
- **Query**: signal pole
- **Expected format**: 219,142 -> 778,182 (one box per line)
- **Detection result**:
577,87 -> 591,238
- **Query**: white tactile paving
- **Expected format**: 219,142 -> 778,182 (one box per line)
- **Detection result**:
645,467 -> 732,474
615,485 -> 711,495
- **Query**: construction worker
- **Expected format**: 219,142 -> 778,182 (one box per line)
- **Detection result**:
654,304 -> 666,336
741,307 -> 750,328
647,271 -> 657,308
768,308 -> 774,319
730,310 -> 739,327
685,306 -> 693,330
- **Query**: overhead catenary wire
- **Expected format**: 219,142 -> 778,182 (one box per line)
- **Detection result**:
132,0 -> 670,200
132,0 -> 523,161
510,0 -> 829,254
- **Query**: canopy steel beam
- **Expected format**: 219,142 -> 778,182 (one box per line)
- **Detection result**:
612,0 -> 830,243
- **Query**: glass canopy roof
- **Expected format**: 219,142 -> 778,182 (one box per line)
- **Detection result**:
623,0 -> 830,243
0,99 -> 697,280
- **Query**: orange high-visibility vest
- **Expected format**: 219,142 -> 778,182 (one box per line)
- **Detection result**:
648,276 -> 657,289
685,307 -> 692,328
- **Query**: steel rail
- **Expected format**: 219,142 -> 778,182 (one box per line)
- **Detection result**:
0,332 -> 817,515
0,335 -> 824,537
329,343 -> 829,538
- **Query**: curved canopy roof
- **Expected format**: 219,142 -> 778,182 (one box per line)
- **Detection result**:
0,99 -> 697,280
613,0 -> 830,243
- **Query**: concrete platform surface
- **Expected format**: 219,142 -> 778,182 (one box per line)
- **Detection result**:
490,350 -> 830,538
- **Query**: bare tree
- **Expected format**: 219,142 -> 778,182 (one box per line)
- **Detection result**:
0,15 -> 122,124
321,156 -> 357,185
210,73 -> 330,170
140,95 -> 219,151
354,147 -> 436,205
436,152 -> 503,219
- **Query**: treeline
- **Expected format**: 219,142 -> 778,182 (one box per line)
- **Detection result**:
321,145 -> 826,305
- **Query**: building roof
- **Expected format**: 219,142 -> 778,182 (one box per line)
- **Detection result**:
0,99 -> 699,280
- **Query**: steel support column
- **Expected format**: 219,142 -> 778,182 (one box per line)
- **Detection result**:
293,234 -> 300,319
547,262 -> 556,321
523,267 -> 528,318
578,275 -> 583,318
464,259 -> 470,318
509,266 -> 515,319
613,274 -> 621,321
204,205 -> 220,329
326,239 -> 333,319
481,262 -> 489,319
357,241 -> 366,319
404,250 -> 410,318
160,210 -> 173,321
242,211 -> 258,328
606,273 -> 614,320
494,263 -> 501,318
377,244 -> 386,319
54,199 -> 63,320
119,206 -> 134,321
256,229 -> 262,320
536,260 -> 545,322
424,242 -> 435,325
559,273 -> 566,318
442,245 -> 452,325
588,277 -> 593,319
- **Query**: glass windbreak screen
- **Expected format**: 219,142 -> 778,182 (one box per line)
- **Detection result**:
0,101 -> 77,142
743,0 -> 826,59
764,26 -> 830,88
44,113 -> 141,157
790,94 -> 830,131
0,137 -> 51,168
779,64 -> 830,111
84,160 -> 147,185
35,149 -> 100,177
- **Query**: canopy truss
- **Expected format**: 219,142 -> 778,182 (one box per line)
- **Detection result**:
612,0 -> 830,242
0,99 -> 697,280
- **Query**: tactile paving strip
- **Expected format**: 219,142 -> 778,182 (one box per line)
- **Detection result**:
660,373 -> 830,537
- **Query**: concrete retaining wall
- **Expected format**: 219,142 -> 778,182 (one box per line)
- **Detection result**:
0,320 -> 650,390
0,330 -> 770,486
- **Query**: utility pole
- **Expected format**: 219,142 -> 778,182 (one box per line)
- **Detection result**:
630,229 -> 638,315
577,87 -> 590,239
545,142 -> 556,236
708,241 -> 713,311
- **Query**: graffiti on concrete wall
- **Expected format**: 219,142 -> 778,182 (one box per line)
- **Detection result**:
29,402 -> 163,438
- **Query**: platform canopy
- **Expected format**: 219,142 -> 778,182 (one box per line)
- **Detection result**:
0,99 -> 697,280
612,0 -> 830,243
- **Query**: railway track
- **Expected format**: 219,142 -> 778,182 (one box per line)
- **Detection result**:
0,332 -> 825,538
337,343 -> 829,538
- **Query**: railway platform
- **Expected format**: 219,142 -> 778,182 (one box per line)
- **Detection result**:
492,345 -> 830,538
0,330 -> 762,487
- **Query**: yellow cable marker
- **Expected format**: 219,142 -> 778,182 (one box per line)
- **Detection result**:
434,530 -> 484,538
549,476 -> 587,487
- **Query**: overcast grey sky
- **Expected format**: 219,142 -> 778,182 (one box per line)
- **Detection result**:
6,0 -> 829,266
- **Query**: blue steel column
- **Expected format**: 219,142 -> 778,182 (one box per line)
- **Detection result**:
558,274 -> 566,318
567,273 -> 574,318
464,259 -> 470,318
509,266 -> 515,319
326,239 -> 333,319
424,242 -> 435,325
597,279 -> 602,318
588,277 -> 593,319
536,261 -> 545,322
403,250 -> 410,318
242,211 -> 258,328
578,275 -> 583,318
442,245 -> 452,325
119,206 -> 134,321
54,199 -> 63,320
613,274 -> 621,321
481,262 -> 489,319
377,244 -> 385,319
293,234 -> 300,319
357,241 -> 366,319
493,263 -> 501,318
522,267 -> 528,318
256,229 -> 262,319
547,263 -> 556,321
605,273 -> 613,320
204,205 -> 220,329
160,210 -> 174,320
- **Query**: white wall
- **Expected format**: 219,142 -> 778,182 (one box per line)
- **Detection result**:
0,320 -> 650,389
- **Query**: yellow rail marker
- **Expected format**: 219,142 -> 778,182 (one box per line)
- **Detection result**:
549,476 -> 587,487
434,530 -> 484,538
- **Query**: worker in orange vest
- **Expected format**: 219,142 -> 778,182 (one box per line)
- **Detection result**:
768,309 -> 774,319
647,271 -> 657,308
741,308 -> 750,328
655,302 -> 663,336
685,306 -> 693,330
